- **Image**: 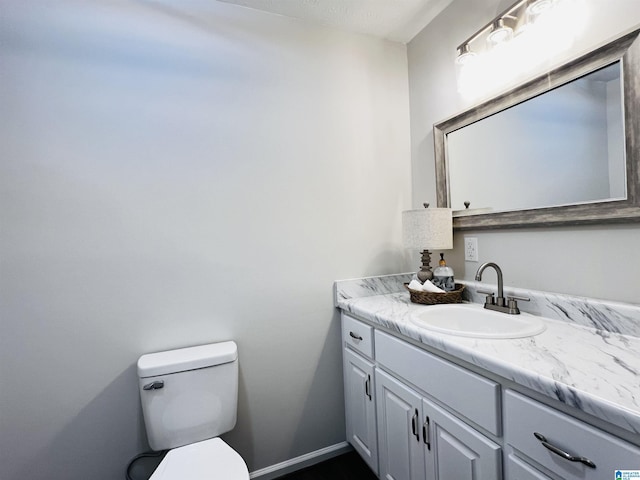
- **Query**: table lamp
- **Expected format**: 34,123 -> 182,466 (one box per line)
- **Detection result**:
402,204 -> 453,282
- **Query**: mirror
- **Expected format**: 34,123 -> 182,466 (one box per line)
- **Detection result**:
448,63 -> 625,213
434,28 -> 640,229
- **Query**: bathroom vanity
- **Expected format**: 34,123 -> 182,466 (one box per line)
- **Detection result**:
336,274 -> 640,480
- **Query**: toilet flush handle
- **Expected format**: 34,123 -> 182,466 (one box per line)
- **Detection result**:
143,380 -> 165,391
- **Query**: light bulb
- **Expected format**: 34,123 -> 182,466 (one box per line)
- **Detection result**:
456,44 -> 477,65
487,18 -> 513,45
526,0 -> 553,16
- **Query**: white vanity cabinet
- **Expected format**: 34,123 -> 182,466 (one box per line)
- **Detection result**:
340,312 -> 639,480
422,396 -> 502,480
504,390 -> 640,480
375,330 -> 502,480
374,330 -> 501,436
505,453 -> 553,480
375,365 -> 502,480
342,315 -> 378,474
376,368 -> 425,480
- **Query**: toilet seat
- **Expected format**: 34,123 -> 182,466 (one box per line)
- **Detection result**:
149,438 -> 249,480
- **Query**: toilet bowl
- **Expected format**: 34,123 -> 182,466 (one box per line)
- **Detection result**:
148,438 -> 248,480
134,342 -> 249,480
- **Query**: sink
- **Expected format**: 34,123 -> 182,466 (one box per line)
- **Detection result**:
410,303 -> 546,339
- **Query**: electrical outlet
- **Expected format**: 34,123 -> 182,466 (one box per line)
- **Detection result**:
464,237 -> 479,262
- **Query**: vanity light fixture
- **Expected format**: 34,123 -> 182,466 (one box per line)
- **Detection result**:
455,0 -> 561,65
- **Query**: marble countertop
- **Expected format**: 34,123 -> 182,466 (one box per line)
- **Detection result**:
335,275 -> 640,438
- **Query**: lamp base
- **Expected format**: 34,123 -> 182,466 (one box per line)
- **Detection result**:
416,249 -> 433,283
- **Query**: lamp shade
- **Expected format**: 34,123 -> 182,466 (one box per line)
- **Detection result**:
402,208 -> 453,250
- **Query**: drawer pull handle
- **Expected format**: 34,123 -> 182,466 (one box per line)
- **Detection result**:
533,432 -> 596,469
411,410 -> 420,442
349,331 -> 363,341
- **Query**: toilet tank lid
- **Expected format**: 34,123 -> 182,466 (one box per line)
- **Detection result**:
138,341 -> 238,378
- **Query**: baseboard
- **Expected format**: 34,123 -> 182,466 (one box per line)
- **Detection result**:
249,441 -> 352,479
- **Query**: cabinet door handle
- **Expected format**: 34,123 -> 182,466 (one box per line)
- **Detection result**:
411,410 -> 420,442
365,375 -> 372,401
533,432 -> 596,469
422,416 -> 431,450
349,331 -> 363,341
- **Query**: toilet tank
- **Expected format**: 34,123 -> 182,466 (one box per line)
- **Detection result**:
137,341 -> 238,451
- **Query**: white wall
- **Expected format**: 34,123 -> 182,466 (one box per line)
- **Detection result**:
0,1 -> 411,479
408,0 -> 640,304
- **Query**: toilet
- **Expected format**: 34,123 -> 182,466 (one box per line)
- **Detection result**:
136,341 -> 249,480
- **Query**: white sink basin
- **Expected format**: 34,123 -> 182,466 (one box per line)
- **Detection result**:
410,303 -> 546,339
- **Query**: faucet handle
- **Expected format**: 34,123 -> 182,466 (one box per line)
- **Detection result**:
507,295 -> 530,302
477,290 -> 495,305
477,289 -> 494,295
506,295 -> 530,314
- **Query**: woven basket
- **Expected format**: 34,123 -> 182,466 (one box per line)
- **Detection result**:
405,283 -> 465,305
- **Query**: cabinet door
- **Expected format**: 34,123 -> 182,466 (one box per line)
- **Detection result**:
423,397 -> 502,480
376,369 -> 426,480
344,348 -> 378,474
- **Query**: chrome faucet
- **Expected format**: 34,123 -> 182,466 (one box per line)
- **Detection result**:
474,262 -> 529,314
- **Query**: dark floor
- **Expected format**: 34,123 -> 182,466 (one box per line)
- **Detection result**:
274,451 -> 377,480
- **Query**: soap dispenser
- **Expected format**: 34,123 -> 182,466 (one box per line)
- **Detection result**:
433,253 -> 455,292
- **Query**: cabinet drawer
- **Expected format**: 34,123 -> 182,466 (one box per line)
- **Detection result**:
342,314 -> 374,359
504,390 -> 640,479
375,330 -> 501,435
506,453 -> 553,480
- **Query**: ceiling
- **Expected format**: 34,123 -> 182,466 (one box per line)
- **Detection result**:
216,0 -> 455,43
